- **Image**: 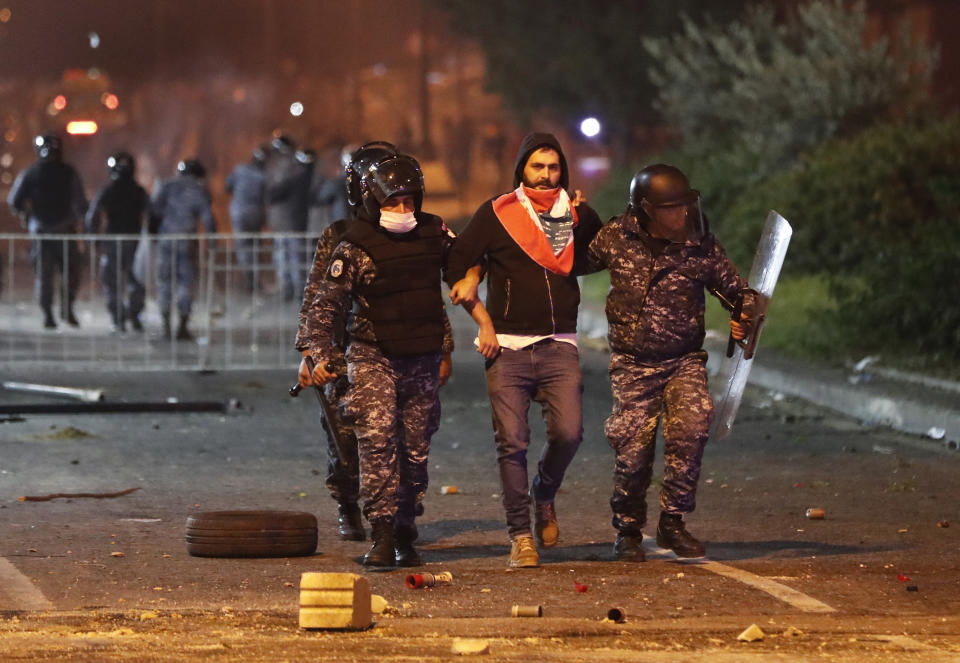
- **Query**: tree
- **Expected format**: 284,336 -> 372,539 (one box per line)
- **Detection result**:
433,0 -> 749,164
642,0 -> 939,200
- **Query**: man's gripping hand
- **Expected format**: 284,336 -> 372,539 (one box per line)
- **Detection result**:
298,352 -> 338,386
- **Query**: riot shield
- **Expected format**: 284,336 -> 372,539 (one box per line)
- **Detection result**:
712,210 -> 793,440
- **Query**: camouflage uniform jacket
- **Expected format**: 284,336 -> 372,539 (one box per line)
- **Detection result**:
296,219 -> 354,363
587,213 -> 747,363
302,221 -> 455,366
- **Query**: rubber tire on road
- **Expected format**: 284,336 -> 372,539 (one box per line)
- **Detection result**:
185,510 -> 318,558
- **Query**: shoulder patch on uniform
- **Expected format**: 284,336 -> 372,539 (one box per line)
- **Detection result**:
329,259 -> 344,279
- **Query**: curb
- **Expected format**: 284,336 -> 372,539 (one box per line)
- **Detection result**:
578,307 -> 960,450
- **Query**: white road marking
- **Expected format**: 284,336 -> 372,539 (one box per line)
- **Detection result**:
643,539 -> 836,613
0,557 -> 54,611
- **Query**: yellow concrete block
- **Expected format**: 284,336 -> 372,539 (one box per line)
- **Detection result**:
298,573 -> 371,630
300,572 -> 363,590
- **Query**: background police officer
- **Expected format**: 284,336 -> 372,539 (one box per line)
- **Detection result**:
225,145 -> 268,293
265,135 -> 305,301
86,152 -> 150,332
7,131 -> 88,329
149,158 -> 217,340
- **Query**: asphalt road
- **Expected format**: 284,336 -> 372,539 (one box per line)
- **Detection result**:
0,319 -> 958,662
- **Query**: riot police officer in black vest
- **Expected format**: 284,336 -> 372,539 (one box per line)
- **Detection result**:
7,132 -> 88,328
86,152 -> 150,332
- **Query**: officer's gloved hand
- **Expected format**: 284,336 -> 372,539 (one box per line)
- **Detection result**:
730,315 -> 750,341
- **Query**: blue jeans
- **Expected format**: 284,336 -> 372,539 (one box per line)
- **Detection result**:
484,340 -> 584,538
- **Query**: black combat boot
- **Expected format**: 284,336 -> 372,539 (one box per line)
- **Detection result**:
613,533 -> 646,562
42,308 -> 57,329
362,519 -> 395,567
111,309 -> 125,333
162,314 -> 172,340
394,523 -> 421,567
63,305 -> 79,327
128,313 -> 143,332
337,503 -> 365,541
656,512 -> 705,558
175,314 -> 193,341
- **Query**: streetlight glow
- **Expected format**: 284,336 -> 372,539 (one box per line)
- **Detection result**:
580,117 -> 601,138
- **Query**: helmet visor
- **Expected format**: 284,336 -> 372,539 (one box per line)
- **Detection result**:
647,194 -> 705,244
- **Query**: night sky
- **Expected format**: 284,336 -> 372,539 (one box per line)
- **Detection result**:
0,0 -> 428,84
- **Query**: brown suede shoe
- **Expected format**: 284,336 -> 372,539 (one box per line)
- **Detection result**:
534,501 -> 559,548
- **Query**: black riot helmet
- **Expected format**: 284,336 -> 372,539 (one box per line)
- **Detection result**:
295,148 -> 315,165
344,141 -> 399,211
360,153 -> 424,221
107,151 -> 135,180
34,132 -> 63,161
628,164 -> 706,244
177,158 -> 206,179
271,134 -> 295,153
252,144 -> 269,166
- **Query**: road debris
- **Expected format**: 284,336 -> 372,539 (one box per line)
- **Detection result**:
2,381 -> 104,403
606,607 -> 626,623
19,487 -> 141,502
897,573 -> 911,582
805,508 -> 825,519
406,572 -> 453,589
872,444 -> 895,455
440,486 -> 459,495
573,581 -> 588,593
511,605 -> 543,618
110,551 -> 124,558
0,401 -> 236,415
937,520 -> 950,528
32,426 -> 95,440
451,638 -> 490,655
926,427 -> 946,440
907,585 -> 919,592
737,624 -> 765,642
370,595 -> 388,614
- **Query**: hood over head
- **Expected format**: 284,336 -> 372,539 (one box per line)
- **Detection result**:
512,132 -> 569,190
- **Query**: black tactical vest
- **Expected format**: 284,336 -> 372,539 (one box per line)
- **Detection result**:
343,214 -> 445,356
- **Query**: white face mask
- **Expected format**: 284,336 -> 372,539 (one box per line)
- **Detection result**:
379,209 -> 417,233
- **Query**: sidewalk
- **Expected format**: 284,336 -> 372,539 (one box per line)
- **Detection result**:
578,305 -> 960,451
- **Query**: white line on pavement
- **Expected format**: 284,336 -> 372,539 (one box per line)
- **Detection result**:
0,557 -> 54,611
644,539 -> 836,613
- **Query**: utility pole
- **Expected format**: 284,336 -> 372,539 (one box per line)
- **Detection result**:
418,0 -> 434,159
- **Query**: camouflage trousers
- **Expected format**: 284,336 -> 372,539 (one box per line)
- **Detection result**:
342,342 -> 442,527
317,376 -> 360,506
605,350 -> 714,535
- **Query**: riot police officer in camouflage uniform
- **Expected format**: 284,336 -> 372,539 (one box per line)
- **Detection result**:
86,152 -> 149,332
587,164 -> 752,561
225,145 -> 268,293
7,131 -> 87,329
295,141 -> 401,543
149,158 -> 217,340
300,152 -> 455,568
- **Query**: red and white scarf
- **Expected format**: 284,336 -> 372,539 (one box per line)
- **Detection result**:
492,185 -> 579,275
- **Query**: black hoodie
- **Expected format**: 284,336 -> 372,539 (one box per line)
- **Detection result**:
446,132 -> 603,336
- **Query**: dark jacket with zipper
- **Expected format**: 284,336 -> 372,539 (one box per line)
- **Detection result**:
445,132 -> 603,335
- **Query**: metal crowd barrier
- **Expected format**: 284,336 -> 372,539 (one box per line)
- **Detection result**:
0,231 -> 320,371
